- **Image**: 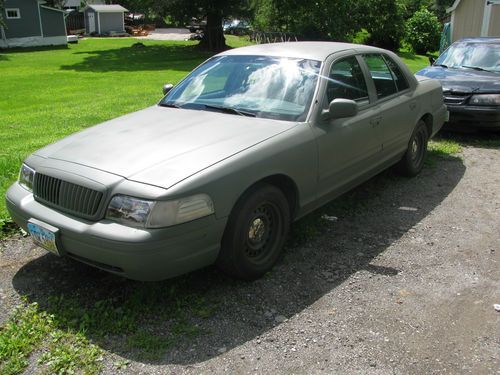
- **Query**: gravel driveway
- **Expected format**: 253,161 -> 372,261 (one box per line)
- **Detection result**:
1,145 -> 499,374
134,28 -> 195,41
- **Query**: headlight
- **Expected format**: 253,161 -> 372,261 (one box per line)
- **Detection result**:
19,163 -> 35,192
469,94 -> 500,106
106,194 -> 214,228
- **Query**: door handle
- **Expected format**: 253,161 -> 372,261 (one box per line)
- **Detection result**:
370,116 -> 382,127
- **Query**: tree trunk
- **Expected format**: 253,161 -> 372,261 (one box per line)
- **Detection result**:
198,10 -> 227,52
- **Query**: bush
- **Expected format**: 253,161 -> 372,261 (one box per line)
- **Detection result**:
405,8 -> 441,54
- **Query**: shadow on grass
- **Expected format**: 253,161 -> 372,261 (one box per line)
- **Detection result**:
0,44 -> 69,54
60,44 -> 212,72
13,155 -> 465,366
0,54 -> 9,61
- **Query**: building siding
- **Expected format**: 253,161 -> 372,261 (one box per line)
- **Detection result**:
40,7 -> 66,37
452,0 -> 485,41
488,4 -> 500,36
3,0 -> 41,39
98,12 -> 124,33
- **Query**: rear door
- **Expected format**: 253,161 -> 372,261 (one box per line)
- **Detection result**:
360,54 -> 418,162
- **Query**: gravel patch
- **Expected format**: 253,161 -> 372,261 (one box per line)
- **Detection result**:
1,145 -> 499,374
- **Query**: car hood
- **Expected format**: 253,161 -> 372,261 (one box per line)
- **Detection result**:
416,66 -> 500,93
34,106 -> 295,189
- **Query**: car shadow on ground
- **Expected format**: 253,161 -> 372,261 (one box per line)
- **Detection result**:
12,154 -> 465,365
59,44 -> 212,73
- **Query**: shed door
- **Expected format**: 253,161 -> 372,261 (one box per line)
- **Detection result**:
482,0 -> 500,36
88,12 -> 95,33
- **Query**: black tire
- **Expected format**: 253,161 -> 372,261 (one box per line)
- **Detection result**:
397,120 -> 429,177
217,183 -> 291,280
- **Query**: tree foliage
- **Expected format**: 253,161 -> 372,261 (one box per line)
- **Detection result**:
251,0 -> 361,41
360,0 -> 405,51
143,0 -> 250,51
404,7 -> 441,54
0,0 -> 5,27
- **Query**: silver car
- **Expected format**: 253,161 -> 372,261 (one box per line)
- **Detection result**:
6,42 -> 447,281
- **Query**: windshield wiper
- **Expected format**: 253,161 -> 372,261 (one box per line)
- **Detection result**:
159,102 -> 181,108
434,64 -> 448,68
461,65 -> 494,73
204,104 -> 256,117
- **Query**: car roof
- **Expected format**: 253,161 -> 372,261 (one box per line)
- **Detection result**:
454,37 -> 500,44
217,42 -> 388,61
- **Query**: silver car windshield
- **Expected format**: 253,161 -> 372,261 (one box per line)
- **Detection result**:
436,42 -> 500,73
161,55 -> 322,121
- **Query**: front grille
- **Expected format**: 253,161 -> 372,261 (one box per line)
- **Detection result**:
34,173 -> 103,219
443,91 -> 470,105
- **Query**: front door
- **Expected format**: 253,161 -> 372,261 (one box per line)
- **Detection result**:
314,55 -> 382,200
88,12 -> 95,34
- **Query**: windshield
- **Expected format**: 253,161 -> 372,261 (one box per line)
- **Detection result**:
435,42 -> 500,72
160,55 -> 322,121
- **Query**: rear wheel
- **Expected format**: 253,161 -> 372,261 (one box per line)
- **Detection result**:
217,183 -> 290,280
397,120 -> 429,177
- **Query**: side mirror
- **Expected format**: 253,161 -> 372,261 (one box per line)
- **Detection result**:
162,83 -> 174,95
428,56 -> 435,65
322,99 -> 358,120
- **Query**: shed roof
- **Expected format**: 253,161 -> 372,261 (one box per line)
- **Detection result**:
86,4 -> 128,13
446,0 -> 462,13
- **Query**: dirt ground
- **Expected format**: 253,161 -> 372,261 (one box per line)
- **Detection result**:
1,145 -> 499,374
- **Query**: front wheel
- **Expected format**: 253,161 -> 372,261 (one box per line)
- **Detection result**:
397,120 -> 429,177
217,183 -> 290,280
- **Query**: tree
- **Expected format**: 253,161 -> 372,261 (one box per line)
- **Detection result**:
43,0 -> 66,9
0,0 -> 5,27
432,0 -> 454,21
251,0 -> 362,41
359,0 -> 405,51
158,0 -> 250,51
405,7 -> 441,54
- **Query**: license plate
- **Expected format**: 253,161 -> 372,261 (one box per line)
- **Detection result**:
27,220 -> 60,256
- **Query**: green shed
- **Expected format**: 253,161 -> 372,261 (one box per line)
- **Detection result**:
0,0 -> 67,48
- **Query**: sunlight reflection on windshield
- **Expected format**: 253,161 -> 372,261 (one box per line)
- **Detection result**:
163,55 -> 321,122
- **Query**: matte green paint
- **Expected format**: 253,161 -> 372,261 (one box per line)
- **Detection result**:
6,42 -> 447,281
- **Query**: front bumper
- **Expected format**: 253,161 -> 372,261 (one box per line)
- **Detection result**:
445,105 -> 500,130
6,182 -> 226,281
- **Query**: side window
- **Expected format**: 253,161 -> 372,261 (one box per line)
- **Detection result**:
363,54 -> 398,99
384,56 -> 410,91
326,56 -> 369,104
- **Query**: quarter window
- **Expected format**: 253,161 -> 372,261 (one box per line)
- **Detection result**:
326,56 -> 369,104
363,54 -> 398,99
384,56 -> 410,91
5,8 -> 21,19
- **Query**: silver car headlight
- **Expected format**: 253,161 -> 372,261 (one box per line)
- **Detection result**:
106,194 -> 214,228
19,163 -> 35,192
469,94 -> 500,106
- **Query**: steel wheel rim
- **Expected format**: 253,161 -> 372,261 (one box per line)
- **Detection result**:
244,201 -> 281,263
411,129 -> 425,167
